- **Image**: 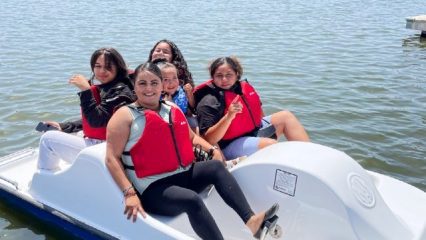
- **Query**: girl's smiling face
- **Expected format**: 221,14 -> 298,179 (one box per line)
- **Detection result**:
151,42 -> 173,63
212,64 -> 238,90
93,54 -> 117,84
161,67 -> 179,95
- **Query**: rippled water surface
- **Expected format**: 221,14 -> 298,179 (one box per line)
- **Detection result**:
0,0 -> 425,238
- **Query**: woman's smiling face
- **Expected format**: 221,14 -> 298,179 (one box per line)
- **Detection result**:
134,70 -> 163,109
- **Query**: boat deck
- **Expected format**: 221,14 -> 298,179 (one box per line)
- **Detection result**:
0,148 -> 39,193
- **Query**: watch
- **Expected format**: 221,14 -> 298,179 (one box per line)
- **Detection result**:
208,145 -> 218,155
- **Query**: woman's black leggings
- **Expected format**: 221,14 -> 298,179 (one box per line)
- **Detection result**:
140,160 -> 254,240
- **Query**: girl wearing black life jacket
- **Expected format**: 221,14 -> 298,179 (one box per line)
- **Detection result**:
37,47 -> 135,170
194,56 -> 310,160
105,62 -> 279,240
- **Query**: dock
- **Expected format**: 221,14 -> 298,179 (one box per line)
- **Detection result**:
406,15 -> 426,37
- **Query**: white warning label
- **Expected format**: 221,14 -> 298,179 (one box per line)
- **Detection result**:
273,169 -> 297,196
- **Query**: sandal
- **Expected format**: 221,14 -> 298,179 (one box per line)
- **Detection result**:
253,203 -> 279,240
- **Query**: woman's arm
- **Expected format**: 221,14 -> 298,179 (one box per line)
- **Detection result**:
105,107 -> 146,221
203,112 -> 235,144
201,95 -> 243,144
58,119 -> 83,133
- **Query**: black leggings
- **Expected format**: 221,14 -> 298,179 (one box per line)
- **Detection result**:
140,160 -> 254,240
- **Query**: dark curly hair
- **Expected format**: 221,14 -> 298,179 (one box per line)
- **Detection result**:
148,39 -> 194,87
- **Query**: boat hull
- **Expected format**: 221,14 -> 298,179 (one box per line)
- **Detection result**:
0,142 -> 425,240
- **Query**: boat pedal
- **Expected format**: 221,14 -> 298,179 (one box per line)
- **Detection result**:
260,215 -> 279,240
269,223 -> 282,239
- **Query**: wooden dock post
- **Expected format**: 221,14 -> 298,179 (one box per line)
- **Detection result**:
406,15 -> 426,37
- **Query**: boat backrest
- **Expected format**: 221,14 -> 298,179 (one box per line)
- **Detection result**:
29,143 -> 195,240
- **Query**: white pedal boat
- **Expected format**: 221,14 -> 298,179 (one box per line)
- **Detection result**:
0,141 -> 425,240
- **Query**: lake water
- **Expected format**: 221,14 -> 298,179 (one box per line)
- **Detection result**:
0,0 -> 425,239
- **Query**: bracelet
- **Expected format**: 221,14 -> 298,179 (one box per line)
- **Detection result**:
124,191 -> 136,198
122,185 -> 134,196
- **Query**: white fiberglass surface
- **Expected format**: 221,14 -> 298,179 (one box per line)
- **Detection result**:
0,148 -> 38,192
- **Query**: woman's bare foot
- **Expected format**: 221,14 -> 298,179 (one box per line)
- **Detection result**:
246,203 -> 279,238
246,212 -> 266,234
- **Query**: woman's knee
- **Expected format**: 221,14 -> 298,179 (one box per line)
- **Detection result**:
272,110 -> 295,123
271,111 -> 301,132
40,130 -> 58,143
39,130 -> 69,147
206,160 -> 229,178
201,160 -> 228,183
208,160 -> 226,172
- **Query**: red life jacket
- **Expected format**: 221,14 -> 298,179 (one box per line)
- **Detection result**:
194,80 -> 262,140
81,85 -> 106,140
127,104 -> 195,178
193,80 -> 216,107
222,81 -> 262,140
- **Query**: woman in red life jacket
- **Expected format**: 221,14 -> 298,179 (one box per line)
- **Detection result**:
194,56 -> 309,161
37,47 -> 135,170
105,62 -> 279,240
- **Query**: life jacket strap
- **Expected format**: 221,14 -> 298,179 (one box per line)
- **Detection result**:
121,161 -> 135,170
121,151 -> 135,170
